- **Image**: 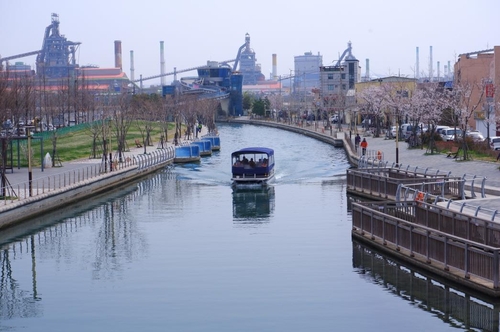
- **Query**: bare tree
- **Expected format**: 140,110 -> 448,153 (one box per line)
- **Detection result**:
110,93 -> 134,163
444,81 -> 485,160
0,69 -> 14,198
132,93 -> 161,154
199,99 -> 219,134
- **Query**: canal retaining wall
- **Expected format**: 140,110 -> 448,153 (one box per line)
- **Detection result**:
0,155 -> 173,229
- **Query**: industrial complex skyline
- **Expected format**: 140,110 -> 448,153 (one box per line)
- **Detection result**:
1,0 -> 498,86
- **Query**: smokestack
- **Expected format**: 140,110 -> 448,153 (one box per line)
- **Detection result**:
365,58 -> 370,80
437,61 -> 440,81
114,40 -> 122,71
160,41 -> 166,86
429,46 -> 433,82
448,60 -> 451,79
130,50 -> 135,82
416,47 -> 419,79
272,54 -> 277,81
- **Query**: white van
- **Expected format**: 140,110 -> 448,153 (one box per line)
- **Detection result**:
400,124 -> 420,139
435,125 -> 450,135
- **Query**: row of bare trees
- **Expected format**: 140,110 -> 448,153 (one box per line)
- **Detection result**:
357,80 -> 495,160
0,70 -> 221,196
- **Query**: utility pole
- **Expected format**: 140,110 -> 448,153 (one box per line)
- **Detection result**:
289,69 -> 293,124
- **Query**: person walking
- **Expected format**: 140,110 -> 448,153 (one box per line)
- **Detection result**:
360,138 -> 368,156
354,133 -> 361,152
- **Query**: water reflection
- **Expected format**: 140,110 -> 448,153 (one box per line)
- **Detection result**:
0,181 -> 145,321
232,186 -> 275,222
353,240 -> 500,331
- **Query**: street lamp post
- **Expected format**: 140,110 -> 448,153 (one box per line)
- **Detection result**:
27,130 -> 32,197
395,115 -> 399,165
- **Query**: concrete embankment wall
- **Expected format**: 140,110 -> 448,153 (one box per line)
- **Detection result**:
0,161 -> 171,229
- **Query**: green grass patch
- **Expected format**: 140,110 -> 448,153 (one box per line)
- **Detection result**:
7,121 -> 178,167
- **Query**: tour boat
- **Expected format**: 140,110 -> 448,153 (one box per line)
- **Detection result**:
231,147 -> 275,185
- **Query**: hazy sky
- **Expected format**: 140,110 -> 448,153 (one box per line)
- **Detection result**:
1,0 -> 499,86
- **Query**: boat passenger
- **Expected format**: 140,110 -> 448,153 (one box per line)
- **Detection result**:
249,158 -> 256,168
242,156 -> 249,165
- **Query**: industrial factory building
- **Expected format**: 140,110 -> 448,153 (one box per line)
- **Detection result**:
319,42 -> 360,110
0,13 -> 130,93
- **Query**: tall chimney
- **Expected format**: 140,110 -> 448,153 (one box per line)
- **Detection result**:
429,46 -> 433,82
160,41 -> 166,86
448,60 -> 451,79
416,47 -> 419,79
437,61 -> 440,81
130,50 -> 135,82
272,53 -> 277,81
114,40 -> 122,71
365,58 -> 370,80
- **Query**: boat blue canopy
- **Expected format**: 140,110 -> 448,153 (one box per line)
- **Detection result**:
231,147 -> 274,156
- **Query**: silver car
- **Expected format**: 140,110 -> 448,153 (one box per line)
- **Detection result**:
441,128 -> 462,141
466,131 -> 485,142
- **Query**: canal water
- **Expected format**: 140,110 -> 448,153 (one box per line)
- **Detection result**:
0,123 -> 484,331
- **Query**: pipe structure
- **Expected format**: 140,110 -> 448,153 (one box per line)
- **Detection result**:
114,40 -> 122,71
416,47 -> 419,79
365,58 -> 370,80
272,54 -> 277,81
130,50 -> 135,82
160,41 -> 165,86
429,46 -> 433,82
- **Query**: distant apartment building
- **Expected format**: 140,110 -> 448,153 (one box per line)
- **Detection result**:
454,46 -> 500,136
294,52 -> 323,93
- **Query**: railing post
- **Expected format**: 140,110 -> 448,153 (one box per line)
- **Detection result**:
494,249 -> 500,289
444,236 -> 449,271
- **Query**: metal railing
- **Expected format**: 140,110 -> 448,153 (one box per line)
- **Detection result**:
135,147 -> 175,170
1,148 -> 175,206
396,179 -> 466,203
352,200 -> 500,289
347,167 -> 460,200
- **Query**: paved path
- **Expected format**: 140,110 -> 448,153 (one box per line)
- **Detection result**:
3,128 -> 208,194
352,131 -> 500,189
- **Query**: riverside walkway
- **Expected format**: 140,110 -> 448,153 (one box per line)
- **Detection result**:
229,117 -> 500,190
0,127 -> 210,228
3,128 -> 209,198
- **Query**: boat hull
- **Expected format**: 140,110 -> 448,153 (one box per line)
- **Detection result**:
232,169 -> 275,185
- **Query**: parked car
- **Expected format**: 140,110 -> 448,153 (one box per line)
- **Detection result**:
385,126 -> 397,139
400,124 -> 420,139
490,136 -> 500,150
435,125 -> 450,135
466,131 -> 485,142
440,128 -> 463,141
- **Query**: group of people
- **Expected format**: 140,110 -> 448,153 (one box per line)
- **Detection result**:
354,133 -> 368,156
233,156 -> 268,168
